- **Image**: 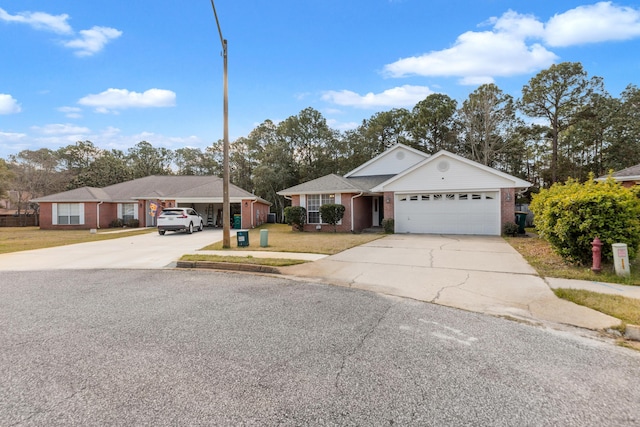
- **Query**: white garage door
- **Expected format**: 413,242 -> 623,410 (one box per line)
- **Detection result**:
395,191 -> 500,235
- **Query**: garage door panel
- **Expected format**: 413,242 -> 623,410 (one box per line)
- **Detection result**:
396,192 -> 499,235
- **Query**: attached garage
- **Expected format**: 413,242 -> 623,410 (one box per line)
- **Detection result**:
395,191 -> 500,235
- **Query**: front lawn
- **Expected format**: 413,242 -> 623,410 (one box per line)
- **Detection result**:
0,227 -> 153,254
202,223 -> 383,255
506,233 -> 640,286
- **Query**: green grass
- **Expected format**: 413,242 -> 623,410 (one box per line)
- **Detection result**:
506,233 -> 640,286
180,254 -> 307,267
202,223 -> 383,255
0,227 -> 153,254
553,288 -> 640,326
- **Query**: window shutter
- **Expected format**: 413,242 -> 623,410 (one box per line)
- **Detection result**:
52,203 -> 58,225
79,203 -> 85,225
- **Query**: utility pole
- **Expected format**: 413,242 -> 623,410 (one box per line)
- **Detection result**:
210,0 -> 230,248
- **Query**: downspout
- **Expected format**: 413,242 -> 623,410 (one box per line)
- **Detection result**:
251,199 -> 258,228
350,192 -> 364,233
97,201 -> 104,229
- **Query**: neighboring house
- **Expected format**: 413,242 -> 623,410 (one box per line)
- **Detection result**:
0,190 -> 37,227
278,144 -> 531,235
598,164 -> 640,187
31,175 -> 271,230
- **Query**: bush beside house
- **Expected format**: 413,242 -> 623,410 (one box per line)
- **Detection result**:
530,177 -> 640,265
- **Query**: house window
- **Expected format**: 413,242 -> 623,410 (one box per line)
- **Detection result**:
57,203 -> 81,225
121,203 -> 136,222
307,194 -> 335,224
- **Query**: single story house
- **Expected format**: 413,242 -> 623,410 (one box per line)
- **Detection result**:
278,144 -> 531,235
598,164 -> 640,187
32,175 -> 271,230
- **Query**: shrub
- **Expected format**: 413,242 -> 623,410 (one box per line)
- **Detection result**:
284,206 -> 306,231
109,219 -> 124,228
530,176 -> 640,265
319,204 -> 345,232
502,221 -> 519,237
125,219 -> 139,228
381,218 -> 395,234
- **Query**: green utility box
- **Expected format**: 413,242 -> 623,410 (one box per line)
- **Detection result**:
515,211 -> 527,234
236,230 -> 249,247
233,214 -> 242,229
260,229 -> 268,247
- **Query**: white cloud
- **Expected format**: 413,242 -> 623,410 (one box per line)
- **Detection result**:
78,88 -> 177,113
384,17 -> 558,83
63,26 -> 122,57
322,85 -> 433,108
33,123 -> 91,136
0,131 -> 27,141
0,94 -> 21,114
57,106 -> 83,119
545,2 -> 640,47
0,7 -> 72,34
383,2 -> 640,84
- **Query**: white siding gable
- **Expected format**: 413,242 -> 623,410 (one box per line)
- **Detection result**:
379,155 -> 523,192
345,144 -> 428,177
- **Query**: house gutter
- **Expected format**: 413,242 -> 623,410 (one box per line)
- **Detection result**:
250,199 -> 258,228
350,192 -> 364,232
97,201 -> 104,229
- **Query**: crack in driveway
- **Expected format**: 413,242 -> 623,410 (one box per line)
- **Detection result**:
431,273 -> 470,303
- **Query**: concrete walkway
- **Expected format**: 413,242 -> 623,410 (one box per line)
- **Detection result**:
279,234 -> 623,331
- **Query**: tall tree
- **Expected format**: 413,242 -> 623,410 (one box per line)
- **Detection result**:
342,108 -> 411,173
520,62 -> 602,183
277,107 -> 338,182
409,93 -> 459,154
0,158 -> 13,199
8,149 -> 68,222
458,83 -> 520,169
605,84 -> 640,172
126,141 -> 173,178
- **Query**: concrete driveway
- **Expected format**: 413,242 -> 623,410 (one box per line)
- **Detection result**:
0,228 -> 227,270
281,234 -> 620,330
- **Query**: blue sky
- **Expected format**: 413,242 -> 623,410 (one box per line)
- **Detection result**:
2,1 -> 640,159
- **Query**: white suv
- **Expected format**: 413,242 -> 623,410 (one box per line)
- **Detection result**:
157,208 -> 204,235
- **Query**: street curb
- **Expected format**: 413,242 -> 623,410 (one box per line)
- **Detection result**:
625,324 -> 640,341
176,260 -> 281,274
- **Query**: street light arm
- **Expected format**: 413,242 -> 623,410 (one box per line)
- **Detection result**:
210,0 -> 225,47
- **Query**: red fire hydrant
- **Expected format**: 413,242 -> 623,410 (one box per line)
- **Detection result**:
592,237 -> 602,273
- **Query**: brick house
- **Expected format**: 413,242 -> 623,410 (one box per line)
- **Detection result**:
32,175 -> 271,230
278,144 -> 531,235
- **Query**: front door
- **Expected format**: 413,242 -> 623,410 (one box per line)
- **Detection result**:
372,196 -> 383,227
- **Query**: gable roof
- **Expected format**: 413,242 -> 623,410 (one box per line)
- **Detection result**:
597,164 -> 640,182
32,175 -> 270,205
344,143 -> 429,178
277,174 -> 394,196
371,150 -> 531,192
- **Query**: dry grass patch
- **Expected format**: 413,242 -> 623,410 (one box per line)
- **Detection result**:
506,234 -> 640,286
180,254 -> 306,267
202,223 -> 383,255
553,288 -> 640,326
0,227 -> 153,254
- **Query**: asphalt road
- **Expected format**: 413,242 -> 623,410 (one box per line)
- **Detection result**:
2,269 -> 639,426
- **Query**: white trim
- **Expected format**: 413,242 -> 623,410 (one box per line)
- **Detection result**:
52,203 -> 58,225
344,143 -> 429,178
79,203 -> 85,225
372,150 -> 531,192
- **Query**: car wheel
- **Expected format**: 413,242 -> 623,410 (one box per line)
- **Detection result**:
187,222 -> 193,234
158,230 -> 165,235
198,221 -> 204,231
